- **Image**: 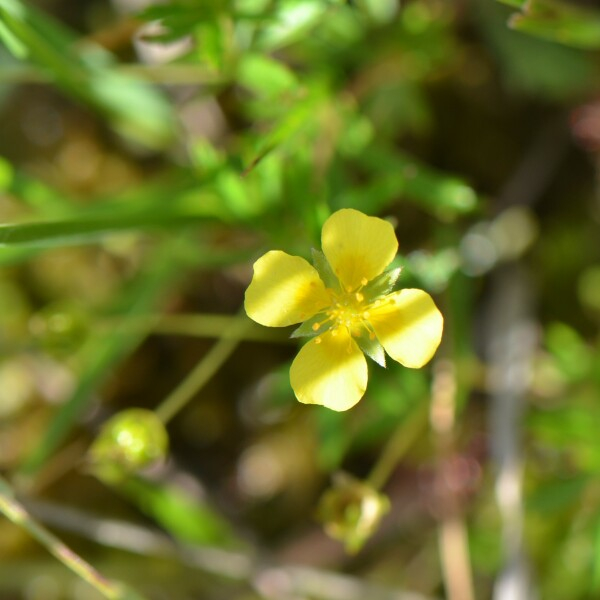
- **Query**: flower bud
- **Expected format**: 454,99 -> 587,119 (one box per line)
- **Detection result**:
316,472 -> 389,553
88,409 -> 168,482
29,303 -> 88,357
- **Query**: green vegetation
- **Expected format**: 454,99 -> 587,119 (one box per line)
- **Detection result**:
1,0 -> 600,598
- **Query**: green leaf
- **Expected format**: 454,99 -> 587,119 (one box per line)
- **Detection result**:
339,146 -> 479,219
0,155 -> 14,190
243,90 -> 320,173
255,0 -> 336,50
502,0 -> 600,50
0,201 -> 220,249
0,15 -> 26,57
138,4 -> 218,43
121,477 -> 242,547
480,0 -> 595,98
592,517 -> 600,592
0,0 -> 176,148
545,322 -> 592,382
194,19 -> 227,71
236,53 -> 298,98
19,239 -> 193,475
526,477 -> 588,514
496,0 -> 527,7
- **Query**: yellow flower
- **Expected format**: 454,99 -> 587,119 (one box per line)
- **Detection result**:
245,208 -> 443,411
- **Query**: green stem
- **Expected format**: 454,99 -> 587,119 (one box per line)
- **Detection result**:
367,400 -> 430,491
155,316 -> 251,424
0,474 -> 141,600
106,314 -> 288,344
0,64 -> 224,85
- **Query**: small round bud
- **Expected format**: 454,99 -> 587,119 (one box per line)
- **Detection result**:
29,303 -> 88,357
316,472 -> 390,553
88,409 -> 168,482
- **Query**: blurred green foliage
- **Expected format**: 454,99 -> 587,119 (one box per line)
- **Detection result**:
0,0 -> 600,599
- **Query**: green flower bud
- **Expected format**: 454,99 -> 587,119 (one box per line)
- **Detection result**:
29,303 -> 88,357
88,409 -> 168,483
317,472 -> 390,554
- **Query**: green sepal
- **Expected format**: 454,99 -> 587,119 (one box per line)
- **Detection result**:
311,248 -> 340,291
363,267 -> 403,302
355,331 -> 386,368
291,312 -> 329,338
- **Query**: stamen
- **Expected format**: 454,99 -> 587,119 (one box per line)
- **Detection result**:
362,320 -> 378,341
355,292 -> 364,302
361,277 -> 368,287
315,336 -> 322,345
311,314 -> 334,331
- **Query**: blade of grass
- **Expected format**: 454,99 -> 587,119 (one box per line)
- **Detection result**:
19,238 -> 191,476
0,211 -> 217,248
0,474 -> 147,600
110,313 -> 289,344
0,0 -> 175,148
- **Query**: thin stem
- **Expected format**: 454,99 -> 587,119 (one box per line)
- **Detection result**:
155,315 -> 250,424
25,497 -> 441,600
367,398 -> 429,491
104,313 -> 289,344
0,474 -> 141,600
0,64 -> 225,85
438,516 -> 474,600
430,359 -> 475,600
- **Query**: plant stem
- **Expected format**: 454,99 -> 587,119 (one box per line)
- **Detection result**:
0,64 -> 224,85
430,358 -> 475,600
155,315 -> 250,424
367,399 -> 430,491
106,313 -> 288,344
0,474 -> 140,600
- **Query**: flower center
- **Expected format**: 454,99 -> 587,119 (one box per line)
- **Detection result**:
310,277 -> 389,343
326,289 -> 370,335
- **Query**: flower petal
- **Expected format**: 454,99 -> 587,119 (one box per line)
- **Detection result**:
290,328 -> 368,411
321,209 -> 398,292
245,250 -> 330,327
369,289 -> 443,368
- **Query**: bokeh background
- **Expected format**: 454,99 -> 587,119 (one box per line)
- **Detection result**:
1,0 -> 600,599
